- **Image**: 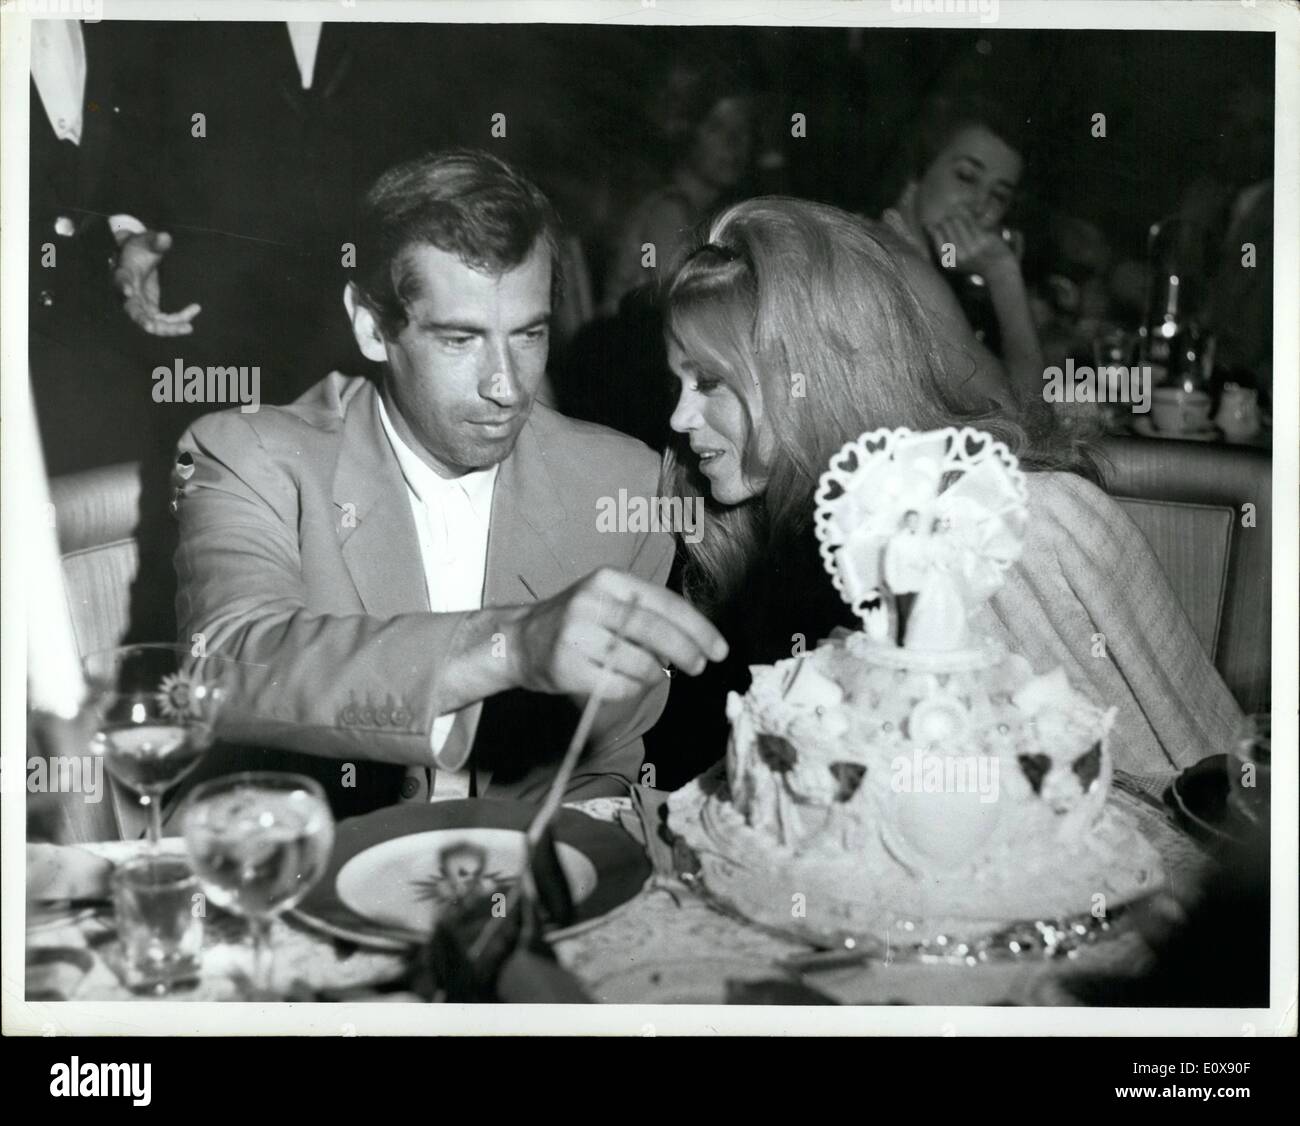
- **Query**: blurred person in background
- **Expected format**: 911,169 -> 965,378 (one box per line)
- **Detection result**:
1175,80 -> 1273,408
602,55 -> 757,315
551,55 -> 758,450
879,94 -> 1044,410
1026,213 -> 1114,373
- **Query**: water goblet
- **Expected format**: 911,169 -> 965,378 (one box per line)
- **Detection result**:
181,772 -> 335,997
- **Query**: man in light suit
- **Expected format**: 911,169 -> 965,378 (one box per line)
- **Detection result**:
172,150 -> 726,816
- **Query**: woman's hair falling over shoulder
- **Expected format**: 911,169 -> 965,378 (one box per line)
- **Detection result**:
659,195 -> 1096,615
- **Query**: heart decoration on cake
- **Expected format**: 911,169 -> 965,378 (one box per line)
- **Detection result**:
812,427 -> 1029,654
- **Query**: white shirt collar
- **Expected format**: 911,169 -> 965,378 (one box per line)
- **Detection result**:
284,21 -> 323,90
376,394 -> 498,521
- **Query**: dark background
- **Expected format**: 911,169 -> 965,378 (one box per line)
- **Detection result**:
36,21 -> 1274,444
419,24 -> 1274,267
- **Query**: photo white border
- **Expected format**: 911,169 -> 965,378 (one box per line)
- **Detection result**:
2,0 -> 1296,1038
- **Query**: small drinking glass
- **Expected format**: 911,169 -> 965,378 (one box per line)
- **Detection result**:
181,772 -> 335,997
112,854 -> 205,994
1228,713 -> 1271,828
83,644 -> 232,847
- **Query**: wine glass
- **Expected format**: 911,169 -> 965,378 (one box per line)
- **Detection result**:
83,644 -> 230,846
180,772 -> 335,997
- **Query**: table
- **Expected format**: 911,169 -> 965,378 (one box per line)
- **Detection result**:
25,783 -> 1211,1006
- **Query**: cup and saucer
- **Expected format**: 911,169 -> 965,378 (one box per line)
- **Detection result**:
1134,387 -> 1218,441
1132,417 -> 1218,442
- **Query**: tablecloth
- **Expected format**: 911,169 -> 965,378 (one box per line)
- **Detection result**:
25,782 -> 1210,1006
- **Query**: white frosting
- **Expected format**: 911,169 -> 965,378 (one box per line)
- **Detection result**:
723,633 -> 1117,878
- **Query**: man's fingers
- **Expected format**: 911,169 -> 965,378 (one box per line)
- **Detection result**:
598,633 -> 670,689
144,318 -> 195,337
555,622 -> 657,699
123,294 -> 201,334
616,603 -> 719,676
589,571 -> 727,664
584,664 -> 652,702
150,304 -> 202,325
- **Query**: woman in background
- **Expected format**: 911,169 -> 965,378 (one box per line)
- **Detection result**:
602,58 -> 756,315
651,196 -> 1240,783
880,95 -> 1046,409
554,57 -> 757,453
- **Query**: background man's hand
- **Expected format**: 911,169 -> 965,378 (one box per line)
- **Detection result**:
511,568 -> 728,702
113,230 -> 202,336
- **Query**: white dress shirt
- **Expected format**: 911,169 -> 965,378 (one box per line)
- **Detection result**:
31,19 -> 85,144
377,396 -> 498,799
285,21 -> 324,90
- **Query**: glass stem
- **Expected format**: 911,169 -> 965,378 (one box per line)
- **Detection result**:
250,915 -> 274,996
143,793 -> 163,847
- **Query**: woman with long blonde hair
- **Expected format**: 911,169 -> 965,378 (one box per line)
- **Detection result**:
654,197 -> 1239,784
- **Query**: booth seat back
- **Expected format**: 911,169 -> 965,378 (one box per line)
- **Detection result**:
49,462 -> 154,841
1100,436 -> 1271,715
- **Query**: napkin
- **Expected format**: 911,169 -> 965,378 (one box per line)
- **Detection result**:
26,843 -> 113,903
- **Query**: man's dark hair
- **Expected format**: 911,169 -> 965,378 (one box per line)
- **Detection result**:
352,148 -> 563,338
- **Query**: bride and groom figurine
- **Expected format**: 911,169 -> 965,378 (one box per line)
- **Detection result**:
882,508 -> 971,651
814,426 -> 1031,656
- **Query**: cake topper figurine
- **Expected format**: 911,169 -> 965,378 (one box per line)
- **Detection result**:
813,427 -> 1029,652
882,509 -> 926,644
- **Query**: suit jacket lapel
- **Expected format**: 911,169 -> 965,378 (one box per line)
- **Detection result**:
74,23 -> 113,214
275,22 -> 353,109
314,25 -> 354,100
333,386 -> 574,615
332,381 -> 430,617
484,412 -> 577,607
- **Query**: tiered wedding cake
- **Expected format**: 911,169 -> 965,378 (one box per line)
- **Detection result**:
667,428 -> 1164,948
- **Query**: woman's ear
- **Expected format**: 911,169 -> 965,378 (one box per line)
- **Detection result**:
344,283 -> 388,364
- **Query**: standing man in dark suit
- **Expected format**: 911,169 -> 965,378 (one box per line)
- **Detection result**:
147,20 -> 440,407
172,151 -> 727,815
29,19 -> 199,475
